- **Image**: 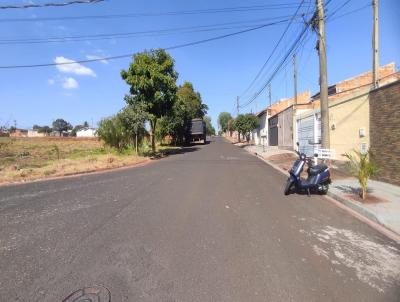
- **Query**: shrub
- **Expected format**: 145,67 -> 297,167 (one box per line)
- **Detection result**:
97,116 -> 129,151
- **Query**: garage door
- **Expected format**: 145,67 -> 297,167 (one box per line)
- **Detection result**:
297,115 -> 321,157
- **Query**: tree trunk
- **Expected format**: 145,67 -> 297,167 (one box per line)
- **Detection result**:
150,118 -> 157,153
135,133 -> 138,155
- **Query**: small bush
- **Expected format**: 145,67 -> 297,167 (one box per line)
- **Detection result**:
343,149 -> 378,200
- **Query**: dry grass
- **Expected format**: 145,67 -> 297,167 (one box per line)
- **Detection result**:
0,137 -> 147,184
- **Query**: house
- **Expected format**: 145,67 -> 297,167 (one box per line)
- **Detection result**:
252,108 -> 271,146
27,129 -> 46,137
296,64 -> 400,159
0,128 -> 9,137
253,91 -> 312,148
76,128 -> 97,138
9,128 -> 28,137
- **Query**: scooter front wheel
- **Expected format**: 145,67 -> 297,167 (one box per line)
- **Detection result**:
284,179 -> 294,195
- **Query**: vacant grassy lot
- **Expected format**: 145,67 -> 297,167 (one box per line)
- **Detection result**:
0,137 -> 147,184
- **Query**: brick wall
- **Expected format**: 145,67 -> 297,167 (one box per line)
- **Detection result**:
369,80 -> 400,186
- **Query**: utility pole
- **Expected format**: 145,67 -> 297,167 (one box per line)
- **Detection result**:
268,84 -> 272,108
372,0 -> 379,88
293,53 -> 298,105
316,0 -> 330,148
236,96 -> 240,116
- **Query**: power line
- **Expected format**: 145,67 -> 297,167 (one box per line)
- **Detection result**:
238,1 -> 369,109
326,0 -> 352,20
0,0 -> 104,10
239,23 -> 311,109
0,3 -> 310,23
0,22 -> 282,69
0,15 -> 302,45
239,0 -> 307,99
328,3 -> 371,21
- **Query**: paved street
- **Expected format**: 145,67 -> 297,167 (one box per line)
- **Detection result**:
0,137 -> 399,301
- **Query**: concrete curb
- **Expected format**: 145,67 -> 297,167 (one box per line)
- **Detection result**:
246,149 -> 400,243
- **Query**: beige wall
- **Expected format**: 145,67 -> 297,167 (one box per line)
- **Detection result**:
329,88 -> 370,160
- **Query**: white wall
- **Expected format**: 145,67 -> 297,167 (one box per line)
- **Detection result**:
254,112 -> 269,146
77,128 -> 97,138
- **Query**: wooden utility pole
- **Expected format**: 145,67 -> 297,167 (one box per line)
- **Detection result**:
268,84 -> 272,108
316,0 -> 330,148
293,53 -> 298,105
372,0 -> 379,88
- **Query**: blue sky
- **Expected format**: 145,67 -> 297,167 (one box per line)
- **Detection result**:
0,0 -> 399,130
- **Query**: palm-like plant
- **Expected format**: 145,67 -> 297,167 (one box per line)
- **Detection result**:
343,149 -> 378,200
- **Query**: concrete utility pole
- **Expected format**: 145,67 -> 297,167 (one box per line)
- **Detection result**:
316,0 -> 330,148
236,96 -> 240,116
372,0 -> 379,88
268,84 -> 272,108
293,53 -> 298,105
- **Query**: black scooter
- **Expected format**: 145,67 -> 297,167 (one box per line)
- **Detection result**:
284,143 -> 331,196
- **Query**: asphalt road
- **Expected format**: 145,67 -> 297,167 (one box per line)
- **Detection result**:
1,137 -> 399,301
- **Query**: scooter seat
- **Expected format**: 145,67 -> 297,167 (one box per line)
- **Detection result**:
309,164 -> 328,175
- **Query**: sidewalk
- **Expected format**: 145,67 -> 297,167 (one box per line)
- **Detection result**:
244,144 -> 400,235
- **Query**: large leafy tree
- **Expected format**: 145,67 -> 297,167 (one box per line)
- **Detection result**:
218,112 -> 233,132
52,118 -> 72,136
157,81 -> 208,145
234,113 -> 259,142
177,81 -> 208,118
121,49 -> 178,153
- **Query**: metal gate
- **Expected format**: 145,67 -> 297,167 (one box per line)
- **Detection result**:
268,116 -> 278,146
297,114 -> 321,156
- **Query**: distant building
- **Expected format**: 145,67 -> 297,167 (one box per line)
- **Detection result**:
76,128 -> 97,138
9,129 -> 28,137
27,129 -> 46,137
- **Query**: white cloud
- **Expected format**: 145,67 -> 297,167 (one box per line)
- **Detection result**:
62,77 -> 79,89
54,56 -> 96,77
86,55 -> 108,64
47,79 -> 55,85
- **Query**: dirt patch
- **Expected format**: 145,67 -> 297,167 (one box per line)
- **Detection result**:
345,193 -> 388,204
267,153 -> 297,162
0,137 -> 147,184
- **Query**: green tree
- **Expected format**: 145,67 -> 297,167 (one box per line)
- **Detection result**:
38,126 -> 52,135
121,49 -> 178,153
156,81 -> 208,145
234,113 -> 259,143
204,116 -> 215,136
343,150 -> 379,200
177,82 -> 208,118
218,112 -> 233,133
118,99 -> 148,154
52,119 -> 72,136
227,119 -> 235,137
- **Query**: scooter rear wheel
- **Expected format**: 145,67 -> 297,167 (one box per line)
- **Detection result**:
284,179 -> 294,195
